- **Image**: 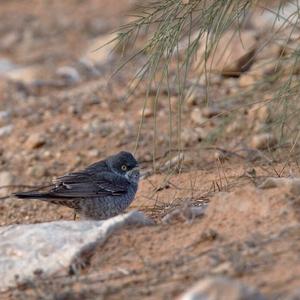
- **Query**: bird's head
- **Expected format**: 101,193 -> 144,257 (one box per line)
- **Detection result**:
107,151 -> 140,184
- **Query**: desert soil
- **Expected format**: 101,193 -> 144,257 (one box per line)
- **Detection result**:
0,1 -> 300,299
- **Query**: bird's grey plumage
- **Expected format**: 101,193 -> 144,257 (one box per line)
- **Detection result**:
14,151 -> 140,220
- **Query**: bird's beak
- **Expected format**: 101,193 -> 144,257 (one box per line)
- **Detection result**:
131,166 -> 140,173
126,166 -> 140,182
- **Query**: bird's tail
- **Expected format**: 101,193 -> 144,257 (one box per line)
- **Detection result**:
13,191 -> 51,199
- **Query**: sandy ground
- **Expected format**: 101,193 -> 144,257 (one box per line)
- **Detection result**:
1,1 -> 300,299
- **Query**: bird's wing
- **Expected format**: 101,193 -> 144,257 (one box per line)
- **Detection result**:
50,171 -> 130,198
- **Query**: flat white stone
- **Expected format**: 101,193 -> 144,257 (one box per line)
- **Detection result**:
0,211 -> 152,292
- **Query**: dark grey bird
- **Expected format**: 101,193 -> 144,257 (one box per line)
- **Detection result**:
14,151 -> 140,220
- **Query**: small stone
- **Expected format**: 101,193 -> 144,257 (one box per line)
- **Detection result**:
26,166 -> 47,178
170,96 -> 178,111
87,19 -> 109,35
56,66 -> 80,85
0,59 -> 17,75
87,149 -> 101,158
0,171 -> 14,186
214,150 -> 229,162
0,125 -> 13,137
5,65 -> 42,84
226,120 -> 244,134
25,133 -> 46,150
84,120 -> 113,137
201,107 -> 222,118
139,107 -> 153,118
178,276 -> 265,300
118,120 -> 134,136
42,151 -> 52,159
161,153 -> 185,172
251,133 -> 277,150
191,108 -> 207,126
239,74 -> 256,87
186,91 -> 197,106
253,122 -> 268,134
248,104 -> 271,124
198,74 -> 222,85
185,86 -> 206,106
0,111 -> 11,123
78,58 -> 101,77
0,171 -> 14,197
0,32 -> 19,50
68,104 -> 83,115
181,128 -> 203,146
211,262 -> 234,275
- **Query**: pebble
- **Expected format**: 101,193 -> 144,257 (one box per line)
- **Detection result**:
191,108 -> 207,126
170,96 -> 178,111
0,171 -> 14,197
251,133 -> 277,150
0,111 -> 11,123
25,133 -> 46,149
0,58 -> 18,74
161,153 -> 185,172
214,150 -> 230,162
181,128 -> 207,146
248,103 -> 271,124
226,119 -> 244,134
239,74 -> 256,87
139,107 -> 153,118
0,171 -> 14,186
78,58 -> 101,77
162,205 -> 206,224
0,125 -> 13,137
201,106 -> 222,118
84,120 -> 113,137
56,66 -> 81,85
87,149 -> 101,158
26,165 -> 47,178
185,86 -> 206,106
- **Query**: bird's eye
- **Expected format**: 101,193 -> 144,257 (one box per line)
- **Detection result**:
121,165 -> 127,171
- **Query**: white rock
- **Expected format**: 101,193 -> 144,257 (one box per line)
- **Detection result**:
56,66 -> 81,84
179,276 -> 265,300
0,59 -> 17,75
0,211 -> 153,292
0,111 -> 11,122
5,65 -> 42,83
0,125 -> 13,137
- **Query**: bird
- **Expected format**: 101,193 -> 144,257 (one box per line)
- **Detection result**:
14,151 -> 140,220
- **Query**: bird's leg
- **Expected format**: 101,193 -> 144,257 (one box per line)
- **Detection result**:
73,211 -> 77,220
